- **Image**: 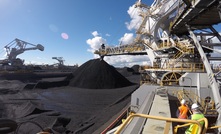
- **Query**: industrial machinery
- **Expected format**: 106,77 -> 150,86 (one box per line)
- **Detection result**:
52,57 -> 65,68
0,38 -> 44,68
94,43 -> 147,60
95,0 -> 221,133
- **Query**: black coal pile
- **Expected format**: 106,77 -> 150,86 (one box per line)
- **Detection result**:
117,67 -> 134,77
69,59 -> 134,89
131,65 -> 140,74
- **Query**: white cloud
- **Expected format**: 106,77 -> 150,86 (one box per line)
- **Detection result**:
85,6 -> 221,68
86,31 -> 149,67
104,55 -> 150,67
92,31 -> 99,37
125,5 -> 142,31
85,5 -> 150,67
119,33 -> 134,45
86,32 -> 106,53
36,57 -> 42,59
105,33 -> 110,37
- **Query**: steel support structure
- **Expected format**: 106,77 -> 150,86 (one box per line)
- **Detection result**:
187,25 -> 221,132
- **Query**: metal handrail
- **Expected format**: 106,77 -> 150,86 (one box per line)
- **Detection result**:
208,125 -> 221,131
114,113 -> 208,134
140,62 -> 204,71
174,90 -> 216,112
174,118 -> 208,134
173,90 -> 220,132
94,44 -> 146,56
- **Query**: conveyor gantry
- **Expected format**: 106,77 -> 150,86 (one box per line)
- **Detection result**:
94,43 -> 147,59
171,0 -> 221,35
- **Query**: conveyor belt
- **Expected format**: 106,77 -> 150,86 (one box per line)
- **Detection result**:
171,0 -> 221,35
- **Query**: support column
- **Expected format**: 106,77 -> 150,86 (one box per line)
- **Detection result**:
187,25 -> 221,131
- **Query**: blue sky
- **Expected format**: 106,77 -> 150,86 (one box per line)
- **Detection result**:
0,0 -> 153,67
1,0 -> 220,67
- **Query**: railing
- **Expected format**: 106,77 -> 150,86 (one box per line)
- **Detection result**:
176,122 -> 221,134
174,118 -> 208,134
157,39 -> 195,69
168,89 -> 220,130
101,108 -> 128,134
173,90 -> 216,113
208,125 -> 221,132
173,51 -> 183,59
94,44 -> 146,56
158,40 -> 194,54
140,62 -> 205,72
114,113 -> 208,134
173,90 -> 219,132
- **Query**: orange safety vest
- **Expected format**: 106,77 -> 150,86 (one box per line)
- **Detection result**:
178,105 -> 189,119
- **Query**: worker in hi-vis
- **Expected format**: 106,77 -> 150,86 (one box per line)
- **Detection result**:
185,103 -> 205,134
178,99 -> 189,119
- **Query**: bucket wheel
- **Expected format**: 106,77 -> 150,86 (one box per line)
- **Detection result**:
161,72 -> 182,86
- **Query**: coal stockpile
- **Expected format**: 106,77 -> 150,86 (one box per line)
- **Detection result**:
69,59 -> 134,89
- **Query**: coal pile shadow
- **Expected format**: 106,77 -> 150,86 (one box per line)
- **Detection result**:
24,81 -> 69,90
69,59 -> 135,89
116,67 -> 134,77
4,101 -> 54,119
73,85 -> 139,134
1,98 -> 63,133
117,65 -> 140,77
0,72 -> 40,82
0,80 -> 26,95
24,74 -> 73,90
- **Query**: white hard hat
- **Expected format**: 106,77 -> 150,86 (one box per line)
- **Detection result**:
181,99 -> 186,104
191,103 -> 199,109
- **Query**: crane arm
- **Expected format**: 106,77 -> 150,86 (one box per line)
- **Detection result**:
52,57 -> 64,66
4,38 -> 44,60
